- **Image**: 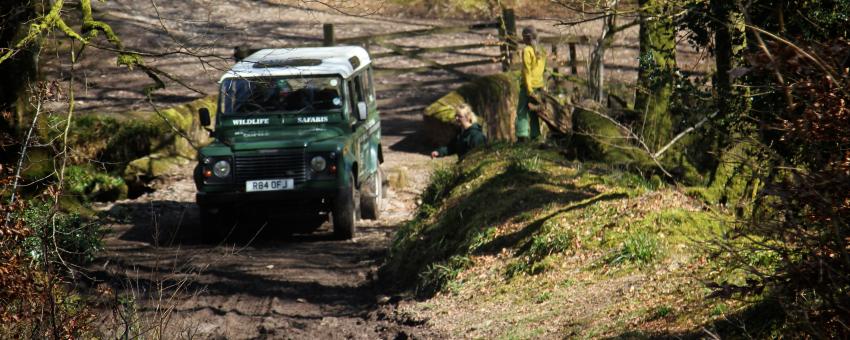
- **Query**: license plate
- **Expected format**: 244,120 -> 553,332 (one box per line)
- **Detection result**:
245,179 -> 294,192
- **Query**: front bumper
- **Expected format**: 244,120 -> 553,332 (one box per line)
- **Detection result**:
196,183 -> 338,208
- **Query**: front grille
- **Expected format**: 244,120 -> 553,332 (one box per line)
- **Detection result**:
234,149 -> 307,186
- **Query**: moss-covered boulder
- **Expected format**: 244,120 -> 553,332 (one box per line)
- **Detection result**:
67,96 -> 217,191
118,96 -> 217,188
424,73 -> 519,146
65,165 -> 128,202
571,100 -> 706,184
424,92 -> 464,147
71,96 -> 216,168
13,96 -> 220,201
688,139 -> 771,214
572,100 -> 648,166
123,153 -> 193,184
15,95 -> 216,207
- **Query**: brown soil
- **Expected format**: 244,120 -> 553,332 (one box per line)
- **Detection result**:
88,156 -> 440,339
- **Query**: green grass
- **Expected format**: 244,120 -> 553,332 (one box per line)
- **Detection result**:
650,305 -> 674,320
382,143 -> 675,294
383,143 -> 597,294
608,231 -> 661,266
382,142 -> 772,338
505,217 -> 576,277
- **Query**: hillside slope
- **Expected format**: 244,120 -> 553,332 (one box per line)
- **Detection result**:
382,143 -> 779,338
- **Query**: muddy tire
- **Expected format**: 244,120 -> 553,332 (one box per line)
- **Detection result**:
332,174 -> 358,240
360,168 -> 384,220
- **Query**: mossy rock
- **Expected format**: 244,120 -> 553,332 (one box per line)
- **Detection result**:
71,96 -> 217,191
424,73 -> 519,146
688,140 -> 771,214
571,100 -> 705,184
65,165 -> 128,202
15,97 -> 216,208
71,96 -> 217,170
20,147 -> 54,182
69,115 -> 121,164
123,153 -> 192,183
572,100 -> 647,166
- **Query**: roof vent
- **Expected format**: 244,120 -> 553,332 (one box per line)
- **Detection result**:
253,59 -> 323,68
348,56 -> 360,69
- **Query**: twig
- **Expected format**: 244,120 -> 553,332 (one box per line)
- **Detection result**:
576,104 -> 673,178
5,89 -> 42,227
302,0 -> 384,17
742,2 -> 793,110
653,111 -> 719,159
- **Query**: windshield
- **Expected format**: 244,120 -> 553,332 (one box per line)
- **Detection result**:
220,76 -> 343,115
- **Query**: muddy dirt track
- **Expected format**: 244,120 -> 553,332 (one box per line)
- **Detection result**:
90,156 -> 439,339
71,0 -> 506,338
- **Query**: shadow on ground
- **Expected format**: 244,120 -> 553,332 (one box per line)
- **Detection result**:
103,200 -> 351,247
85,199 -> 431,339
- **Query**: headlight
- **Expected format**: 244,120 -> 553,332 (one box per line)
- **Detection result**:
310,156 -> 327,172
213,160 -> 231,178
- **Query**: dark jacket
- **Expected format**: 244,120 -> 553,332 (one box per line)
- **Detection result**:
436,123 -> 487,160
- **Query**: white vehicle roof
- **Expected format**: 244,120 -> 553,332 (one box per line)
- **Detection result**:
221,46 -> 371,81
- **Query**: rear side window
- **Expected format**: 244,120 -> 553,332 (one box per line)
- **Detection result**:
366,68 -> 376,105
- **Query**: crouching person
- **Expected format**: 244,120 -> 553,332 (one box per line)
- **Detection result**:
430,104 -> 487,161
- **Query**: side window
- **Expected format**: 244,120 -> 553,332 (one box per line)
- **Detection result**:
358,71 -> 374,107
347,80 -> 358,123
353,74 -> 365,104
350,73 -> 367,121
366,68 -> 376,105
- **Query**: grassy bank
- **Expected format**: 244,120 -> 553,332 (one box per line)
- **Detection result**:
382,143 -> 781,338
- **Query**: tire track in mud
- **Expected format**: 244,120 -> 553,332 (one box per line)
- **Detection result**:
91,107 -> 422,337
91,131 -> 440,339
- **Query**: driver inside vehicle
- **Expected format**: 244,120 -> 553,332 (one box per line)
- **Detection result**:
221,76 -> 342,114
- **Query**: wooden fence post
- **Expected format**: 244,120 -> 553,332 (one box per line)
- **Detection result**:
504,8 -> 517,68
323,23 -> 335,47
499,25 -> 508,71
568,42 -> 577,75
551,44 -> 559,74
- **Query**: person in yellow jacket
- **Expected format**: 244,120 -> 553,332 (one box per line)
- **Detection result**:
516,26 -> 546,141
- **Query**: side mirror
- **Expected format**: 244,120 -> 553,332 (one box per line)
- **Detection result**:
198,108 -> 211,127
357,102 -> 367,120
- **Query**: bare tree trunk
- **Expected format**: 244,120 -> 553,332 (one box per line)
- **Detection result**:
711,0 -> 746,120
588,0 -> 619,103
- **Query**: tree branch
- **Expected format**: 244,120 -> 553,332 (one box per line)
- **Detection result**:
654,111 -> 718,159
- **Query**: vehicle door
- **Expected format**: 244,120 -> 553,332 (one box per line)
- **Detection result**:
347,72 -> 367,185
359,67 -> 380,178
348,67 -> 380,186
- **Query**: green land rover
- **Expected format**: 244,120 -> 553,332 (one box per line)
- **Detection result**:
194,46 -> 384,240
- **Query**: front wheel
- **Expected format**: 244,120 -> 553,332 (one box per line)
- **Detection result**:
360,168 -> 384,220
332,174 -> 358,240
